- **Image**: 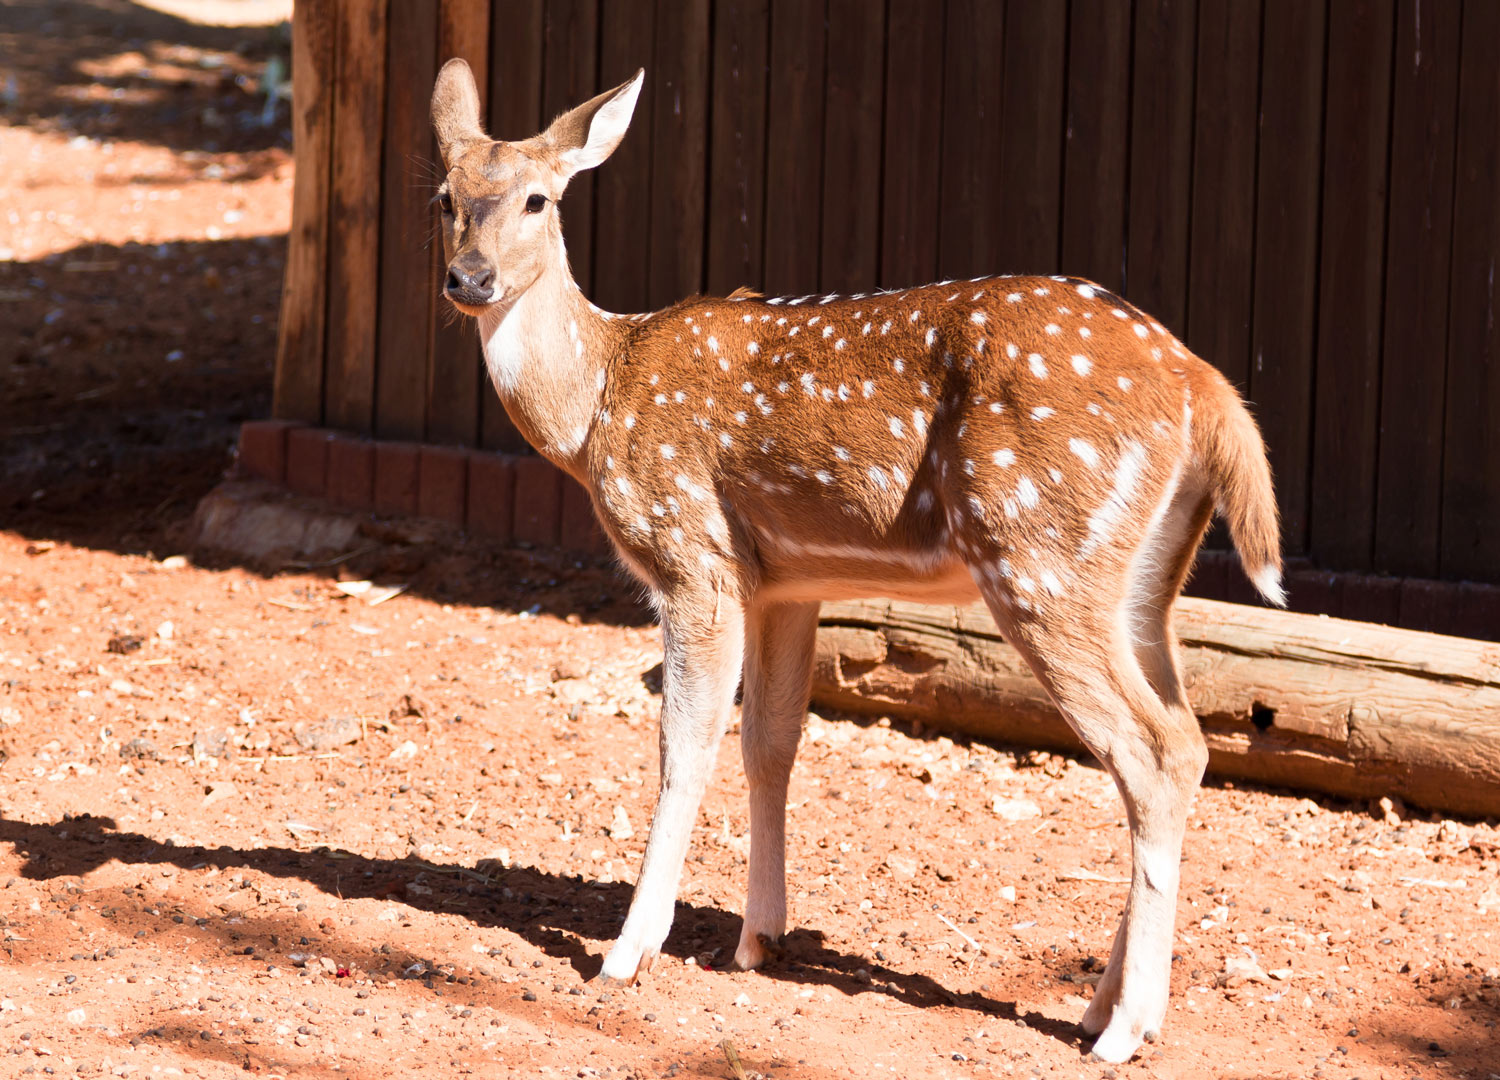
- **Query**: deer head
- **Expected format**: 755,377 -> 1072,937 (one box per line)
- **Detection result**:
430,59 -> 644,316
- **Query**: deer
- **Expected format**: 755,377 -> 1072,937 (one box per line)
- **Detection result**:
429,59 -> 1284,1064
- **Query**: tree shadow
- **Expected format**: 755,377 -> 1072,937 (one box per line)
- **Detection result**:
0,0 -> 291,164
1,235 -> 282,551
0,812 -> 1086,1055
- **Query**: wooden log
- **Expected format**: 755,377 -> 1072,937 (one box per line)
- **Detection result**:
812,598 -> 1500,819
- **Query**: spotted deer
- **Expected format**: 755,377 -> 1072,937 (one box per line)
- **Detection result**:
430,60 -> 1284,1062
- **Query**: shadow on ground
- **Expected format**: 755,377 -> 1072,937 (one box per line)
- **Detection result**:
0,0 -> 290,161
0,812 -> 1086,1055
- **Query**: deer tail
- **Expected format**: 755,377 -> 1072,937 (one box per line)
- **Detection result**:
1193,369 -> 1286,607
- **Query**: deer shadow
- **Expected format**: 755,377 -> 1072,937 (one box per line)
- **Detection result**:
0,812 -> 1085,1052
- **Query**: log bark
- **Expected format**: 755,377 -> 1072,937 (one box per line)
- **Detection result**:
812,598 -> 1500,818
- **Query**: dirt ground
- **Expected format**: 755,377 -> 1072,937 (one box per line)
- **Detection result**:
2,4 -> 1499,1079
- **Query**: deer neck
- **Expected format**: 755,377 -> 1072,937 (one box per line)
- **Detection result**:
474,259 -> 624,480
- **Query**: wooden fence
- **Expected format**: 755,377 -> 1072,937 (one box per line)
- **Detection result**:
273,0 -> 1500,602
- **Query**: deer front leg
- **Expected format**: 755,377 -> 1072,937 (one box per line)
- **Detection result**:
598,589 -> 746,983
735,600 -> 820,970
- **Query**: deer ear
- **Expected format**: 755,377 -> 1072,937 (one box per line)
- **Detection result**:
431,58 -> 486,168
545,70 -> 644,180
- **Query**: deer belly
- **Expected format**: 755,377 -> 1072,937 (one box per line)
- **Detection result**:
757,542 -> 979,605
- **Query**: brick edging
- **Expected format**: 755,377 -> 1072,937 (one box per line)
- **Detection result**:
237,420 -> 610,556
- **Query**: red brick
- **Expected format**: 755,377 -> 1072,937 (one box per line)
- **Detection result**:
1399,578 -> 1462,635
1448,581 -> 1500,642
560,475 -> 610,555
373,442 -> 420,517
1287,568 -> 1341,618
285,427 -> 335,498
237,419 -> 300,484
419,445 -> 469,525
513,455 -> 562,546
327,435 -> 375,510
1339,573 -> 1401,628
1183,549 -> 1230,601
466,453 -> 516,543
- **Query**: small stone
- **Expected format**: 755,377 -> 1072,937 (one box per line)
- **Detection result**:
521,989 -> 537,1002
885,852 -> 919,879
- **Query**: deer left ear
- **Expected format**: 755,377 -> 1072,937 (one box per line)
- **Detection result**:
546,69 -> 645,180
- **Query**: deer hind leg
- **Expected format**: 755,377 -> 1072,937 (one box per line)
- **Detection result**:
971,580 -> 1207,1064
734,600 -> 820,970
598,588 -> 746,984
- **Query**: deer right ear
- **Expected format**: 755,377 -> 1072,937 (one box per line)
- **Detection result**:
545,69 -> 645,180
431,58 -> 486,169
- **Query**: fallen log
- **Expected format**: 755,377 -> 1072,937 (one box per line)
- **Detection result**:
811,598 -> 1500,819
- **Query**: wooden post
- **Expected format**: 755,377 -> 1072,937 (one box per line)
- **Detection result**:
324,0 -> 390,433
273,1 -> 338,424
812,598 -> 1500,819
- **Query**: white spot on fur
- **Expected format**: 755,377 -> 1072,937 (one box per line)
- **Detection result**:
1029,353 -> 1048,378
993,448 -> 1015,467
1071,354 -> 1092,376
1031,406 -> 1054,420
1069,438 -> 1099,468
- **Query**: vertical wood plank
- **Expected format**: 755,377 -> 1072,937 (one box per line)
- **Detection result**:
1185,0 -> 1261,390
763,0 -> 827,296
705,0 -> 770,295
273,0 -> 337,424
1249,0 -> 1327,557
879,0 -> 944,290
647,0 -> 712,307
937,0 -> 1004,281
1060,0 -> 1131,293
373,0 -> 437,440
1125,0 -> 1196,333
1309,0 -> 1394,571
482,0 -> 545,452
489,0 -> 545,139
820,0 -> 885,293
593,0 -> 658,313
1439,0 -> 1500,581
543,0 -> 600,294
996,0 -> 1066,274
1373,0 -> 1460,576
324,0 -> 389,433
426,0 -> 491,446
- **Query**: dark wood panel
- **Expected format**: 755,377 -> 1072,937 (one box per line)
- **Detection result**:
592,1 -> 658,314
763,0 -> 826,296
1309,0 -> 1394,570
879,0 -> 944,290
1439,0 -> 1500,581
1373,0 -> 1460,576
273,1 -> 337,424
1249,0 -> 1327,556
1185,0 -> 1261,389
937,0 -> 1004,281
819,0 -> 885,292
324,0 -> 389,433
996,0 -> 1066,274
1060,0 -> 1131,293
482,0 -> 544,452
705,0 -> 770,295
646,0 -> 711,307
374,1 -> 438,441
426,0 -> 491,447
542,0 -> 600,293
1125,0 -> 1196,333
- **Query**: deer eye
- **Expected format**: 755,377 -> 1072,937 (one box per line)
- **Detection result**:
436,191 -> 453,216
524,193 -> 547,214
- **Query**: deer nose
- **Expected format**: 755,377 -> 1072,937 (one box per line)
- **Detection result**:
444,262 -> 496,304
